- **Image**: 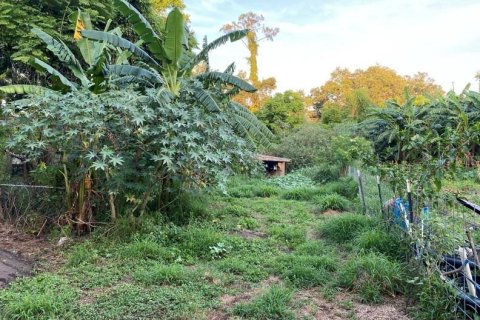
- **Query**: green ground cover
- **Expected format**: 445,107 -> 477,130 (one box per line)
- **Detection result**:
0,171 -> 451,320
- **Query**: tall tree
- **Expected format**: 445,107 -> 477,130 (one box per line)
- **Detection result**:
221,12 -> 278,112
221,12 -> 278,85
256,90 -> 306,134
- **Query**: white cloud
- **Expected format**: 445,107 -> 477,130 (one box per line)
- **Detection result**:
186,0 -> 480,93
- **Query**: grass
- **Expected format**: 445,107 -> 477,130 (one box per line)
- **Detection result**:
233,285 -> 295,319
337,252 -> 404,303
0,171 -> 415,319
314,193 -> 352,212
317,212 -> 375,243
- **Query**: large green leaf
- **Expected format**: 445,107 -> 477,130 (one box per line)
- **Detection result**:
164,8 -> 184,67
0,85 -> 52,95
228,102 -> 274,144
113,0 -> 169,62
197,71 -> 256,92
193,87 -> 220,112
182,29 -> 248,72
107,65 -> 164,85
81,30 -> 159,66
31,28 -> 88,87
30,58 -> 77,91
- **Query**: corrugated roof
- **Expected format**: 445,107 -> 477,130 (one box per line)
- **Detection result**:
257,154 -> 291,162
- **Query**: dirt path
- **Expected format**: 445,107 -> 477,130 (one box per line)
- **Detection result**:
0,225 -> 59,288
0,249 -> 32,288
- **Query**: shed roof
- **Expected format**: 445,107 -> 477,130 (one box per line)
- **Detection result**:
257,154 -> 291,162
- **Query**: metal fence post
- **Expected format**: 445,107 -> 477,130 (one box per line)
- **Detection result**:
377,175 -> 384,217
406,179 -> 414,224
357,169 -> 367,214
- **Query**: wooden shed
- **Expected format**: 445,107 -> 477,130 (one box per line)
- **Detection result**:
257,154 -> 291,176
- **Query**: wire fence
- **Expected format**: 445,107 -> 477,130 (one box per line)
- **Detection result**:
352,167 -> 480,319
0,183 -> 66,229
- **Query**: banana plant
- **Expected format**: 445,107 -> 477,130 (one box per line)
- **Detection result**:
0,10 -> 118,95
81,0 -> 272,144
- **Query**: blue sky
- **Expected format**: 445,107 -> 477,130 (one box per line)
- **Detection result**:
184,0 -> 480,93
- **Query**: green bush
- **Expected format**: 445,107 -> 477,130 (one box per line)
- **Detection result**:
133,264 -> 187,285
337,253 -> 404,303
312,164 -> 341,184
318,213 -> 374,243
0,274 -> 79,320
314,193 -> 351,212
267,125 -> 334,171
233,285 -> 294,319
413,274 -> 457,320
323,177 -> 358,200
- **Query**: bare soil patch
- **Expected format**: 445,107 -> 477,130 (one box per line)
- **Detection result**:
0,224 -> 60,287
235,229 -> 267,239
295,289 -> 411,320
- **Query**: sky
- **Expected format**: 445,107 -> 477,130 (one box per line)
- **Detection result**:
184,0 -> 480,94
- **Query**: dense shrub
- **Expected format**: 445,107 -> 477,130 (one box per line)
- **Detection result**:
323,177 -> 358,200
314,193 -> 351,212
268,125 -> 334,171
318,213 -> 374,243
312,164 -> 342,184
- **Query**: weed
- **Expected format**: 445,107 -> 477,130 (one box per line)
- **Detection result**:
233,285 -> 295,319
295,240 -> 331,256
314,193 -> 351,212
323,177 -> 358,200
281,187 -> 322,201
337,252 -> 404,303
117,238 -> 171,261
215,256 -> 269,282
238,217 -> 260,230
272,254 -> 336,288
312,164 -> 341,184
268,224 -> 306,248
318,213 -> 374,243
355,229 -> 408,260
66,244 -> 99,267
0,274 -> 79,320
224,204 -> 249,217
133,264 -> 187,285
413,274 -> 457,320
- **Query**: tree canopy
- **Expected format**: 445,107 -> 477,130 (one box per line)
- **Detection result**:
310,65 -> 444,120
